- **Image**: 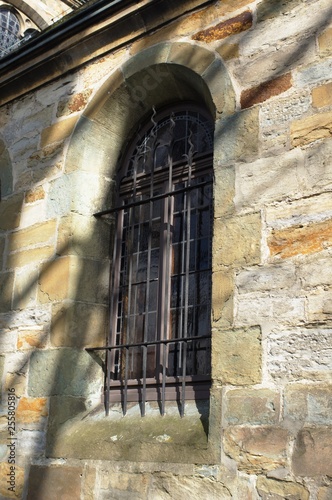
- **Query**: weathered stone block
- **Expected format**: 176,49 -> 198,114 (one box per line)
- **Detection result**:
27,465 -> 83,500
0,462 -> 25,499
284,384 -> 332,425
148,473 -> 231,500
213,212 -> 261,268
268,218 -> 332,259
13,267 -> 38,310
291,111 -> 332,147
57,213 -> 110,260
292,428 -> 332,476
51,301 -> 107,348
28,348 -> 102,397
256,476 -> 309,500
224,426 -> 289,473
236,263 -> 298,294
192,10 -> 252,42
214,107 -> 259,163
257,0 -> 303,22
0,193 -> 23,231
224,388 -> 280,425
235,150 -> 303,210
17,397 -> 48,424
268,328 -> 332,381
212,326 -> 261,385
312,82 -> 332,108
216,43 -> 239,61
46,395 -> 86,454
8,220 -> 56,252
25,185 -> 45,203
211,270 -> 233,326
7,246 -> 54,270
318,27 -> 332,56
241,73 -> 292,109
17,329 -> 47,350
38,256 -> 71,303
0,271 -> 14,313
57,89 -> 93,117
318,486 -> 332,500
168,43 -> 216,76
214,164 -> 235,217
41,115 -> 79,147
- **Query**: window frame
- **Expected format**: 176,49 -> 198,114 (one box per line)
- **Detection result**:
100,103 -> 214,415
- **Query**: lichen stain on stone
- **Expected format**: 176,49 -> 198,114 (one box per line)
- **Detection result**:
192,11 -> 252,42
268,219 -> 332,259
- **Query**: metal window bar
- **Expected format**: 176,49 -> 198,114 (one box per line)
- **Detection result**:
86,334 -> 211,416
94,179 -> 212,416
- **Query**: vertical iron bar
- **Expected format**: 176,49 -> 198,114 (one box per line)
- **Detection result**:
123,346 -> 129,416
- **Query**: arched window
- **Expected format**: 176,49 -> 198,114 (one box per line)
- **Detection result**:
0,7 -> 20,55
103,104 -> 214,415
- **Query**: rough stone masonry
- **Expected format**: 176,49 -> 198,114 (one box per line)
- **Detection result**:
0,0 -> 332,498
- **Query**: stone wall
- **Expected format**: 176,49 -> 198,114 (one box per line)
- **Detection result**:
0,0 -> 332,498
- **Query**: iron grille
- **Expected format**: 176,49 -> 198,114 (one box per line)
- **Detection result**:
88,105 -> 214,417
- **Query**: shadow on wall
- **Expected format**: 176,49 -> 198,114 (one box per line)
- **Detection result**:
0,0 -> 332,496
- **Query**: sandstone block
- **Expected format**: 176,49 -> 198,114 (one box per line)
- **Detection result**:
236,263 -> 297,294
241,73 -> 292,109
236,295 -> 305,328
267,328 -> 332,381
38,256 -> 71,303
28,348 -> 102,397
0,193 -> 23,231
56,213 -> 110,260
167,42 -> 215,76
284,384 -> 332,425
192,10 -> 252,42
213,212 -> 261,268
214,107 -> 259,163
7,246 -> 54,270
312,82 -> 332,108
216,43 -> 239,61
8,220 -> 56,252
318,486 -> 332,500
0,272 -> 14,313
214,164 -> 235,217
256,476 -> 309,500
17,397 -> 48,424
257,0 -> 303,22
13,267 -> 38,310
0,462 -> 24,499
147,473 -> 231,500
291,111 -> 332,147
17,329 -> 47,350
41,115 -> 79,147
296,59 -> 332,88
82,467 -> 96,500
57,89 -> 93,117
211,270 -> 233,326
292,428 -> 332,476
223,426 -> 289,473
318,27 -> 332,56
51,301 -> 107,348
27,465 -> 83,500
224,388 -> 280,425
25,186 -> 45,203
238,148 -> 300,203
268,218 -> 332,259
212,326 -> 261,385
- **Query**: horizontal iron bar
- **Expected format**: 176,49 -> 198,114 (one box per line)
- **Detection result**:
86,334 -> 211,352
93,179 -> 212,218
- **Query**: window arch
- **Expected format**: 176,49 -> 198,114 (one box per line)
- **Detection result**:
0,7 -> 20,55
104,103 -> 214,416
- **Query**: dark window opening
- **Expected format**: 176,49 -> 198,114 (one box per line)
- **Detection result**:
92,104 -> 214,416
